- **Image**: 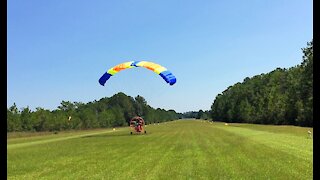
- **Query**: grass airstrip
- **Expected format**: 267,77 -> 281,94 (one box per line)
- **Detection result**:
7,120 -> 313,179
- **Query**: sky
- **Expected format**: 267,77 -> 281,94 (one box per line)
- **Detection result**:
7,0 -> 313,113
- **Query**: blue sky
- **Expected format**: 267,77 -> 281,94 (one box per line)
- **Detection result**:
7,0 -> 313,113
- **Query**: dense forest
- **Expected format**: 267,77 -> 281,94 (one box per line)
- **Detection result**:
211,40 -> 313,127
7,92 -> 181,132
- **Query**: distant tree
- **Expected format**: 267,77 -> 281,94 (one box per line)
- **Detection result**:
7,103 -> 21,132
134,95 -> 148,117
31,107 -> 52,131
98,109 -> 116,127
196,110 -> 202,119
20,107 -> 34,131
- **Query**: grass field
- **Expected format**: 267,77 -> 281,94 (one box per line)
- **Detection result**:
7,120 -> 313,179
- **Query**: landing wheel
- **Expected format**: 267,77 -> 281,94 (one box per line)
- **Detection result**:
144,130 -> 147,134
130,132 -> 133,135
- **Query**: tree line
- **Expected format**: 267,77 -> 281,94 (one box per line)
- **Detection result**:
7,92 -> 181,132
211,40 -> 313,127
182,110 -> 211,120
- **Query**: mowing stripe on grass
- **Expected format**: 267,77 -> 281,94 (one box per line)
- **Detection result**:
7,129 -> 122,150
213,124 -> 313,160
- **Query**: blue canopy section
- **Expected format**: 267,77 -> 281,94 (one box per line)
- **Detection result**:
98,72 -> 112,86
159,71 -> 176,85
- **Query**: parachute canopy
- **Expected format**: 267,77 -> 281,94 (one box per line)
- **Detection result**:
99,61 -> 176,86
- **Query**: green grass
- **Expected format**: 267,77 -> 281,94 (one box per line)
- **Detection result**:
7,120 -> 313,179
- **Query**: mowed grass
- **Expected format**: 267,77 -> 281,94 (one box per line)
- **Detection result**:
7,120 -> 313,179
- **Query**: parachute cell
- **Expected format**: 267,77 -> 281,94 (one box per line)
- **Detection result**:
99,61 -> 176,86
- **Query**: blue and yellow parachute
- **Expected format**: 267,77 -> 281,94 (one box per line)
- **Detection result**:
99,61 -> 176,86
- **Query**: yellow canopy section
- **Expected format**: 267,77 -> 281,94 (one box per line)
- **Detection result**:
107,61 -> 134,75
136,61 -> 167,74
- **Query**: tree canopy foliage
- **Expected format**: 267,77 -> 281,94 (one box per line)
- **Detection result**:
7,93 -> 181,132
211,40 -> 313,127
